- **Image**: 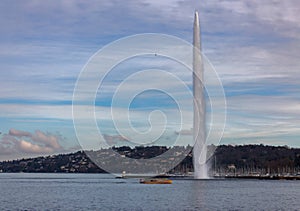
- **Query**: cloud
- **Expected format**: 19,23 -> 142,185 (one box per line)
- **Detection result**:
175,129 -> 193,136
218,0 -> 300,32
0,128 -> 65,158
0,0 -> 299,152
102,134 -> 130,146
31,130 -> 62,149
221,95 -> 300,145
9,128 -> 31,137
18,140 -> 53,154
0,104 -> 72,120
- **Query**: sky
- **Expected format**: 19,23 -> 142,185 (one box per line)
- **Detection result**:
0,0 -> 300,160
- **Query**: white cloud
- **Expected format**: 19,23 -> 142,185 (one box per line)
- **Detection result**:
18,140 -> 53,154
222,95 -> 300,143
0,128 -> 67,160
0,104 -> 72,120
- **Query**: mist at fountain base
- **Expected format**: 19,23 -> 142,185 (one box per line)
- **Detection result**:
193,144 -> 210,179
193,164 -> 209,179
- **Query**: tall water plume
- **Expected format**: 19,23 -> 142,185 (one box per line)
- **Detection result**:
193,11 -> 209,179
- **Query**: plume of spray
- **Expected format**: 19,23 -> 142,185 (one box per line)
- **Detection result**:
193,11 -> 209,179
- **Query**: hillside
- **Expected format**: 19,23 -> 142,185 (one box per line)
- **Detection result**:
0,145 -> 300,174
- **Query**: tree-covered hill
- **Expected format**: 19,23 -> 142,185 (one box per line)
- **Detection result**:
0,145 -> 300,174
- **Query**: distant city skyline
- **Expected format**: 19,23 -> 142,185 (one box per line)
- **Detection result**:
0,0 -> 300,160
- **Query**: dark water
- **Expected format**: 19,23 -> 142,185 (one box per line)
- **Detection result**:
0,173 -> 299,210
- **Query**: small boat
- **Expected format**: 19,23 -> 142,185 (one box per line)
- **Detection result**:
115,171 -> 127,179
139,178 -> 172,184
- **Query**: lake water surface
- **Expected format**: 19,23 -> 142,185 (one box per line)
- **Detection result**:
0,173 -> 299,210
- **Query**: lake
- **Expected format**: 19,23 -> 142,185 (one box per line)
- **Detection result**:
0,173 -> 299,210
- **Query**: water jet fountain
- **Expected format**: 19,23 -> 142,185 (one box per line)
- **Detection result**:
193,11 -> 209,179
